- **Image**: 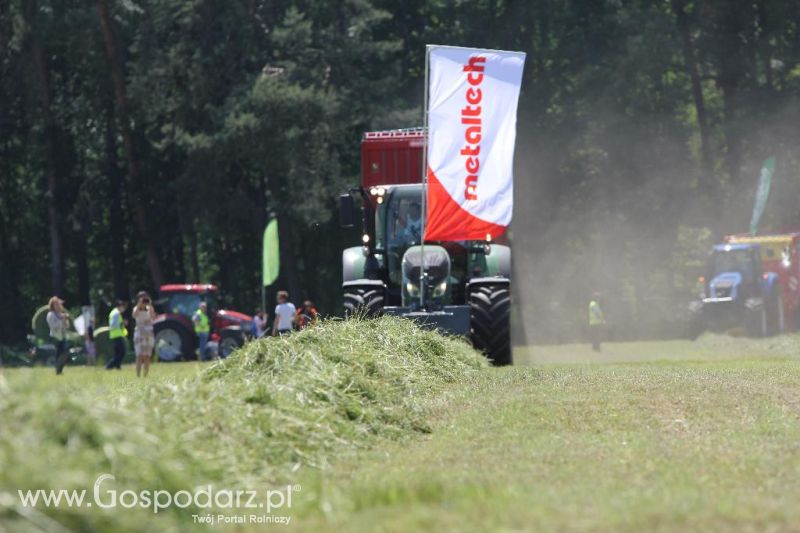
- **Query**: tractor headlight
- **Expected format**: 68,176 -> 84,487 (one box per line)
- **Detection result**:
433,280 -> 447,297
406,282 -> 420,297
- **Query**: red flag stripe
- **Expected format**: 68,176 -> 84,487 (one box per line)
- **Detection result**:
424,166 -> 507,241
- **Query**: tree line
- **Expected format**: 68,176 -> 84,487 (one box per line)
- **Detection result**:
2,0 -> 800,343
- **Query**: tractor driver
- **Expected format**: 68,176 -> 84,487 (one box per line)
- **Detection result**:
403,202 -> 422,245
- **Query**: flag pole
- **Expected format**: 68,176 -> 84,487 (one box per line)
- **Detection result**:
420,45 -> 431,309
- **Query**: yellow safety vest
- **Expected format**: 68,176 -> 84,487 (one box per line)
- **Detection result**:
589,300 -> 604,326
108,308 -> 128,339
193,309 -> 210,333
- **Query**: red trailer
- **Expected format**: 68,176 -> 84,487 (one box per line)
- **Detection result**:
725,232 -> 800,330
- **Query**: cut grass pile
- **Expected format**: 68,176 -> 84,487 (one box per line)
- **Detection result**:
0,317 -> 485,531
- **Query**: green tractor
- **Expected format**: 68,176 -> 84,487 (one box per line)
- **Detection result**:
339,130 -> 512,365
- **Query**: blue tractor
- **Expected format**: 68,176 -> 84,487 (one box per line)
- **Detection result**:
690,243 -> 784,337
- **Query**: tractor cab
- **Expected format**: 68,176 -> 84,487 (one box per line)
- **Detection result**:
361,184 -> 494,309
703,244 -> 763,301
159,285 -> 218,318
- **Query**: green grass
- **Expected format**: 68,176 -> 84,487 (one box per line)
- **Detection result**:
514,332 -> 800,364
3,324 -> 800,531
293,357 -> 800,531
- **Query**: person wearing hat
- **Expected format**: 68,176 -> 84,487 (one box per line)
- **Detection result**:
132,291 -> 156,377
106,299 -> 129,369
46,296 -> 70,374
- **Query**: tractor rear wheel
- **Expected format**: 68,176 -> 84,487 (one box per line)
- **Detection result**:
343,286 -> 384,317
154,320 -> 195,361
218,329 -> 244,358
469,284 -> 512,366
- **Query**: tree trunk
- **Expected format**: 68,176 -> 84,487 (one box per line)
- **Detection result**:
105,102 -> 128,299
23,0 -> 64,296
96,0 -> 164,287
75,229 -> 91,306
671,0 -> 714,194
189,219 -> 200,282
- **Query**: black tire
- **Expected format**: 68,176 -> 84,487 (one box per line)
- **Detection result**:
343,286 -> 384,317
154,320 -> 195,361
469,284 -> 512,366
746,304 -> 768,338
219,329 -> 244,358
767,293 -> 785,336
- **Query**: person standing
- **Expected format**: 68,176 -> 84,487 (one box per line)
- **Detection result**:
295,300 -> 319,330
106,300 -> 129,370
133,291 -> 156,377
253,309 -> 267,338
193,301 -> 211,361
272,291 -> 296,336
588,293 -> 605,352
46,296 -> 70,375
84,321 -> 97,366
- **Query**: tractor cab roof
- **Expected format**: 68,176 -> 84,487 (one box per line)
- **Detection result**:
159,284 -> 219,294
711,243 -> 759,252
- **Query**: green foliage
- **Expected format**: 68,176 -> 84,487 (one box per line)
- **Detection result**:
3,0 -> 800,343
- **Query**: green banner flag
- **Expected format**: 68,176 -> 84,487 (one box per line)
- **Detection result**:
750,156 -> 775,235
262,219 -> 279,286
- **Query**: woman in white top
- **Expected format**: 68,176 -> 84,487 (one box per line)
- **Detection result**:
133,291 -> 156,377
46,296 -> 70,375
272,290 -> 296,336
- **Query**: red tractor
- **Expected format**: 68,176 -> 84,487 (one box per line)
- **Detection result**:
153,284 -> 252,360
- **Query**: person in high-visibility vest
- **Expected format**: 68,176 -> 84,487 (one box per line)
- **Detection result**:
193,302 -> 211,361
106,299 -> 129,369
588,293 -> 605,352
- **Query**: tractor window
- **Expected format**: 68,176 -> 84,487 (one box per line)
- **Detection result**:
166,293 -> 217,318
709,250 -> 757,282
382,188 -> 423,285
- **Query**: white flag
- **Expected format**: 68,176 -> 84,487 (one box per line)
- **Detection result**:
425,46 -> 525,241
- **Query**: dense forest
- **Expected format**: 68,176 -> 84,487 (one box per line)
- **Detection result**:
2,0 -> 800,344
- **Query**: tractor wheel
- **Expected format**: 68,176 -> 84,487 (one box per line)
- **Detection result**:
154,320 -> 195,361
747,304 -> 768,338
218,329 -> 244,359
343,286 -> 384,318
469,284 -> 512,366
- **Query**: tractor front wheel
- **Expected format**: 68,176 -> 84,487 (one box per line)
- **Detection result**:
343,286 -> 384,318
747,304 -> 768,338
470,284 -> 512,366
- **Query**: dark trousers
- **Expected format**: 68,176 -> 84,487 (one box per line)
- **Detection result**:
106,337 -> 125,369
590,325 -> 603,352
54,339 -> 68,374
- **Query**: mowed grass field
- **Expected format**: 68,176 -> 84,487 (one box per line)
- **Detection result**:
3,328 -> 800,531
